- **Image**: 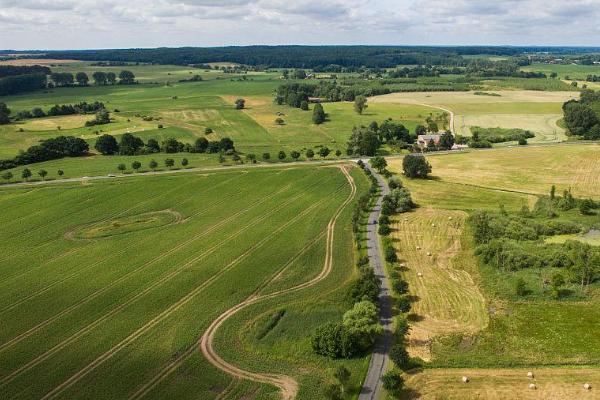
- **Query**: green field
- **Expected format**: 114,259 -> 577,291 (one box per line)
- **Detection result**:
0,165 -> 370,400
522,62 -> 600,80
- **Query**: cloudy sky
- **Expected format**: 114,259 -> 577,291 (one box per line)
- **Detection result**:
1,0 -> 599,50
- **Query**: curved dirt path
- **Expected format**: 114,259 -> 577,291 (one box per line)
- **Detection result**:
200,166 -> 356,400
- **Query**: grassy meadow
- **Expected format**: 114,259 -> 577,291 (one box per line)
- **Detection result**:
0,165 -> 370,400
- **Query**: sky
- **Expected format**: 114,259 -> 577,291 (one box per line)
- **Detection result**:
1,0 -> 600,50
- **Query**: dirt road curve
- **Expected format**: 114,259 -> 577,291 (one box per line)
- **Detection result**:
358,163 -> 392,400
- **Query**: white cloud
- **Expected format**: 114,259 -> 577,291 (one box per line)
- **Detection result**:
0,0 -> 599,49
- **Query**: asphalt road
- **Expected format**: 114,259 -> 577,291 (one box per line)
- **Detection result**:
358,162 -> 392,400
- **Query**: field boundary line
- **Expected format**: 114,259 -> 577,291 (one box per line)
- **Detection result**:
38,184 -> 342,400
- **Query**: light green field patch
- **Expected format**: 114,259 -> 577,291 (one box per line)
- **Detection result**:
544,229 -> 600,246
70,210 -> 182,240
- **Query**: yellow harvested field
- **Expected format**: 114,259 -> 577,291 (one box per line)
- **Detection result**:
393,208 -> 487,361
388,145 -> 600,199
19,115 -> 90,131
370,91 -> 578,106
406,368 -> 600,400
455,113 -> 567,142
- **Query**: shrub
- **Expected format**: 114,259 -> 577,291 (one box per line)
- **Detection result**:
381,371 -> 404,396
389,343 -> 411,369
378,224 -> 391,235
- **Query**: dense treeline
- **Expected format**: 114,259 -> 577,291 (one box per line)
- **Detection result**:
0,136 -> 89,170
0,65 -> 50,78
0,73 -> 47,96
562,89 -> 600,139
12,101 -> 105,121
94,133 -> 235,156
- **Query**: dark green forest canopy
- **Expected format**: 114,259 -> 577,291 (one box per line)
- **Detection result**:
7,46 -> 599,68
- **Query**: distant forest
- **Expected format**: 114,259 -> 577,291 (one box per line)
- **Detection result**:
8,45 -> 599,68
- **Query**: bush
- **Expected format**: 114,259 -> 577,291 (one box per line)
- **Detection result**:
311,323 -> 357,359
392,279 -> 409,295
347,269 -> 379,304
389,343 -> 411,369
378,224 -> 391,235
381,371 -> 404,396
396,295 -> 412,313
514,278 -> 529,297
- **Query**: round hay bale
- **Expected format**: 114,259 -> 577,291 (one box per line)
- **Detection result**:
427,252 -> 432,257
527,371 -> 534,379
400,263 -> 406,268
416,246 -> 421,250
417,272 -> 423,277
432,223 -> 436,227
449,216 -> 453,220
528,383 -> 536,390
584,383 -> 592,390
461,376 -> 469,383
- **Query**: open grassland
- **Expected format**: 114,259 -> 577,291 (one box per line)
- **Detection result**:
371,91 -> 577,143
0,165 -> 367,400
392,208 -> 487,361
521,63 -> 600,80
405,368 -> 600,400
390,145 -> 600,200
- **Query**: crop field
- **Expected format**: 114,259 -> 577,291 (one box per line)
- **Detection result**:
391,207 -> 487,361
0,165 -> 369,400
521,62 -> 600,80
371,91 -> 577,143
389,145 -> 600,199
387,147 -> 600,398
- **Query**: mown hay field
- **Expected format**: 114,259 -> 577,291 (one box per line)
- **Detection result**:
0,165 -> 369,400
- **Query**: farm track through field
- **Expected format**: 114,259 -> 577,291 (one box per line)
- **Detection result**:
38,181 -> 346,400
0,175 -> 323,385
0,172 -> 248,315
128,166 -> 356,400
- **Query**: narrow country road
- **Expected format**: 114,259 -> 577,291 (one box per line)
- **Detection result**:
359,162 -> 393,400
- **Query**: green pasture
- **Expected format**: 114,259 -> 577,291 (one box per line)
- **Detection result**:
521,63 -> 600,80
0,165 -> 368,400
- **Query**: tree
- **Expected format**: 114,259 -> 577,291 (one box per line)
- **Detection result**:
38,169 -> 48,180
370,156 -> 387,173
106,72 -> 116,85
117,163 -> 126,173
278,151 -> 286,160
300,100 -> 309,111
518,137 -> 528,145
402,155 -> 431,179
311,323 -> 356,358
22,168 -> 32,181
389,343 -> 410,369
219,137 -> 235,152
235,98 -> 245,109
2,171 -> 13,182
550,185 -> 556,201
146,138 -> 160,153
354,95 -> 368,114
92,71 -> 107,86
131,161 -> 141,172
347,127 -> 380,156
290,150 -> 300,161
0,102 -> 11,125
306,149 -> 315,159
161,137 -> 183,153
165,158 -> 175,169
119,133 -> 144,155
312,103 -> 326,124
342,300 -> 382,350
119,70 -> 136,85
31,107 -> 45,118
246,153 -> 257,164
204,127 -> 213,134
333,366 -> 351,393
415,124 -> 427,135
75,72 -> 89,86
563,101 -> 599,136
181,158 -> 189,167
94,134 -> 119,155
194,137 -> 209,153
335,149 -> 342,157
262,152 -> 271,160
319,147 -> 330,158
149,159 -> 158,171
381,371 -> 404,397
439,131 -> 454,150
